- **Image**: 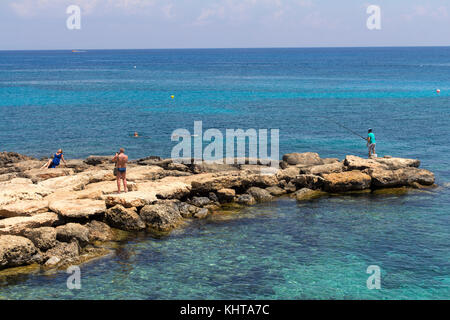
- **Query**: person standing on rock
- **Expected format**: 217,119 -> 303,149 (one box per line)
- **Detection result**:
367,129 -> 376,158
40,149 -> 67,169
112,148 -> 128,193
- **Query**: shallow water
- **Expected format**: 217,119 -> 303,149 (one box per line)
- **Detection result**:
0,47 -> 449,299
1,189 -> 449,300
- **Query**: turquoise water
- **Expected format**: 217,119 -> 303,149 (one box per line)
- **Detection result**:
0,48 -> 449,299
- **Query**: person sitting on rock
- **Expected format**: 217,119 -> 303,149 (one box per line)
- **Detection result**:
41,149 -> 67,169
112,148 -> 128,193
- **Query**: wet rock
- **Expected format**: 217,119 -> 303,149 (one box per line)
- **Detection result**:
284,181 -> 297,193
49,199 -> 106,220
44,256 -> 61,267
56,223 -> 90,246
292,174 -> 325,190
177,202 -> 200,218
44,240 -> 79,263
189,196 -> 212,207
293,188 -> 326,201
282,152 -> 323,166
366,167 -> 435,188
0,235 -> 37,269
139,203 -> 183,232
322,171 -> 372,192
208,192 -> 219,203
275,167 -> 300,181
246,187 -> 273,202
216,188 -> 236,202
85,220 -> 114,242
193,208 -> 210,219
235,194 -> 256,205
105,205 -> 146,231
0,212 -> 59,235
265,186 -> 287,196
23,227 -> 57,251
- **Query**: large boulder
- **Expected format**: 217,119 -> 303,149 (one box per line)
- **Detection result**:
235,194 -> 256,205
105,205 -> 146,231
49,199 -> 106,220
216,188 -> 236,202
139,203 -> 183,232
23,227 -> 57,251
246,187 -> 273,202
366,167 -> 435,188
0,212 -> 59,235
322,171 -> 372,192
0,235 -> 38,269
282,152 -> 323,166
85,220 -> 114,242
56,223 -> 90,246
0,199 -> 49,218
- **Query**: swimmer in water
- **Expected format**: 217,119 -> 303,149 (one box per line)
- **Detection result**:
134,132 -> 139,137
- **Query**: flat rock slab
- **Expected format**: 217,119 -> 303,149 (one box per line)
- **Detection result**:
104,191 -> 157,208
0,200 -> 49,218
0,183 -> 53,206
0,212 -> 59,235
49,199 -> 106,219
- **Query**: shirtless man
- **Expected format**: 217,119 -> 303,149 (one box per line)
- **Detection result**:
112,148 -> 128,193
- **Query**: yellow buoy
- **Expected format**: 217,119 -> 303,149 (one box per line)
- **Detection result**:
171,95 -> 175,99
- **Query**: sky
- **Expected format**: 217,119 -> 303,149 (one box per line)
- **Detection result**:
0,0 -> 449,50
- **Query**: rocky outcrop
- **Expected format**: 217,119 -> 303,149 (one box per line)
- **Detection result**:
105,205 -> 146,231
0,151 -> 437,273
0,235 -> 38,269
139,203 -> 183,232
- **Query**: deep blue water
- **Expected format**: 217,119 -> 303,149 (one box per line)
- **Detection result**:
0,48 -> 449,299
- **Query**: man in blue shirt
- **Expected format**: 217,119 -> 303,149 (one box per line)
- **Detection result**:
367,129 -> 376,158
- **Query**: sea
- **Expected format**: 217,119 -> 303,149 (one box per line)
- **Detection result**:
0,47 -> 448,299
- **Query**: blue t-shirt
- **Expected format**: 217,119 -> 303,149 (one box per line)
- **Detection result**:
368,132 -> 376,144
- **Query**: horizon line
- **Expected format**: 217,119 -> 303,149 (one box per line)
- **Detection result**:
1,45 -> 450,52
